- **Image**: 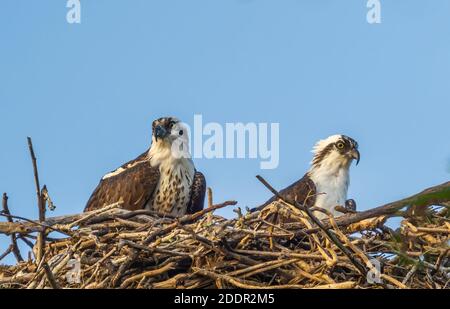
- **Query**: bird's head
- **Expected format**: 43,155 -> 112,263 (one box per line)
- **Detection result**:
310,134 -> 360,170
151,117 -> 187,143
150,117 -> 191,160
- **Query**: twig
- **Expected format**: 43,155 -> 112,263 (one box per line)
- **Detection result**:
207,187 -> 213,208
120,262 -> 175,288
0,213 -> 72,236
207,187 -> 213,223
18,235 -> 35,249
2,193 -> 23,262
307,282 -> 356,289
0,245 -> 13,261
68,201 -> 122,229
119,239 -> 190,257
143,200 -> 237,245
27,137 -> 45,264
402,265 -> 417,285
43,262 -> 61,289
193,267 -> 317,289
332,181 -> 450,227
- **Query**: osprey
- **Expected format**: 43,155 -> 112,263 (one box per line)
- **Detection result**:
256,134 -> 360,219
84,117 -> 206,217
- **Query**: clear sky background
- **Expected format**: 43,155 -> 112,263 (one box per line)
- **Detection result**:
1,0 -> 449,265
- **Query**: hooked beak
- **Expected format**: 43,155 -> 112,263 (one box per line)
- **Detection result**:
350,148 -> 360,166
154,125 -> 168,141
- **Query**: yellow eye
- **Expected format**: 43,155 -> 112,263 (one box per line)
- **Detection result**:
337,142 -> 344,149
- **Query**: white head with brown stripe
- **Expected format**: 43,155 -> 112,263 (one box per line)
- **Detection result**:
307,134 -> 360,217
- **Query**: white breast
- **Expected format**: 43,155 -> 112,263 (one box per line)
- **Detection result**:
146,149 -> 195,216
308,156 -> 350,218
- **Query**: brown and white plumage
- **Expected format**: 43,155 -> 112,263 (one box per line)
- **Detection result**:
84,117 -> 206,216
254,134 -> 360,218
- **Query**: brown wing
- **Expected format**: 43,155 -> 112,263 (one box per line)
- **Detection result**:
186,171 -> 206,214
84,151 -> 160,212
252,173 -> 317,212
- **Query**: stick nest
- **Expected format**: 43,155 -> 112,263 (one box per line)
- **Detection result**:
1,200 -> 449,289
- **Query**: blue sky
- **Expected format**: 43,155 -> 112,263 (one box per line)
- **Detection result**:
1,0 -> 449,264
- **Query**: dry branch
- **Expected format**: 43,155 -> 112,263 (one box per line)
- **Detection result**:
2,193 -> 23,262
27,137 -> 45,264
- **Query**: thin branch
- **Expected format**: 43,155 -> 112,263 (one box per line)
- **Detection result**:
143,200 -> 237,245
207,187 -> 213,208
0,245 -> 13,262
43,262 -> 61,289
0,213 -> 71,236
2,193 -> 23,262
27,137 -> 46,264
332,181 -> 450,227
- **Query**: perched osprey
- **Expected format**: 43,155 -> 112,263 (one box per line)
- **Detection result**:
84,117 -> 206,217
256,134 -> 360,219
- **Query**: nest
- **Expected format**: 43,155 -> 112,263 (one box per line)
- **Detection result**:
1,193 -> 449,289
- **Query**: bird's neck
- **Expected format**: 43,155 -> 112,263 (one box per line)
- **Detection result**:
307,154 -> 351,208
148,141 -> 195,179
308,164 -> 350,191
